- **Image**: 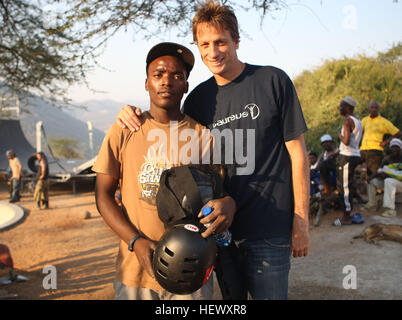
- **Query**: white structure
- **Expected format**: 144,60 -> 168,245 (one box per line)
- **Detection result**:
87,121 -> 94,158
36,121 -> 43,152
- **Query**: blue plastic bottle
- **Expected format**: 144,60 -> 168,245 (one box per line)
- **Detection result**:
202,206 -> 232,247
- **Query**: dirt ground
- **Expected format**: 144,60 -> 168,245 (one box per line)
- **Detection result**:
0,182 -> 401,300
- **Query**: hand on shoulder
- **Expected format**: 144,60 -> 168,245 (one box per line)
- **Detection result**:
116,104 -> 143,131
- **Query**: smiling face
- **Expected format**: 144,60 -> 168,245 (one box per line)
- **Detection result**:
145,55 -> 188,111
196,22 -> 240,84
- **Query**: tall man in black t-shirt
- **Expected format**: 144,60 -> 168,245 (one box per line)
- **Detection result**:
115,1 -> 310,300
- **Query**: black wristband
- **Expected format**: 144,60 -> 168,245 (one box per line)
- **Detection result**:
128,235 -> 142,252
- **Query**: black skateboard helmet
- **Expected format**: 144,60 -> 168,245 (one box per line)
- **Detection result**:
152,219 -> 217,295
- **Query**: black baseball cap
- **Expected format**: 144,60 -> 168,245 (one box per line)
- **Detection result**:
146,42 -> 195,78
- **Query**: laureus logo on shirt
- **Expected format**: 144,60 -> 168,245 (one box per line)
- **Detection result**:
212,103 -> 260,128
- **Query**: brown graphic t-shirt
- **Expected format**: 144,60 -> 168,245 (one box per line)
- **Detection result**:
92,112 -> 212,290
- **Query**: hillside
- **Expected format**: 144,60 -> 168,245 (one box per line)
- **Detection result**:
66,98 -> 148,133
15,96 -> 106,159
294,43 -> 401,153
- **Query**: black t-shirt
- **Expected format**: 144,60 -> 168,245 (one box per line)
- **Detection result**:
183,64 -> 308,241
36,158 -> 49,181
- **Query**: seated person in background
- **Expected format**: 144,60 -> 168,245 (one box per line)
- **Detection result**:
360,100 -> 401,184
309,152 -> 318,170
317,134 -> 338,196
309,152 -> 321,195
365,138 -> 402,217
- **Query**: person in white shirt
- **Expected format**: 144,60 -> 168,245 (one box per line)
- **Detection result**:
334,96 -> 363,226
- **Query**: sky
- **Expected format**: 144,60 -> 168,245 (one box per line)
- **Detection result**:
66,0 -> 402,109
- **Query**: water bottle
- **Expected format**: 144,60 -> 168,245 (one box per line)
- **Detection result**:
195,172 -> 232,247
202,206 -> 232,247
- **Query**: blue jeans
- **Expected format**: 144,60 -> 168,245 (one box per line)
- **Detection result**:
11,177 -> 21,201
215,237 -> 291,300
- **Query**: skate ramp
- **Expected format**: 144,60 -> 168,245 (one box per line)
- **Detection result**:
0,119 -> 36,171
0,201 -> 25,231
0,118 -> 95,178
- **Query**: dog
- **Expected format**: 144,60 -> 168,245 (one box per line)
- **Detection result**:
353,223 -> 402,245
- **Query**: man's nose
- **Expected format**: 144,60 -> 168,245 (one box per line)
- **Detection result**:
208,44 -> 220,58
161,74 -> 173,86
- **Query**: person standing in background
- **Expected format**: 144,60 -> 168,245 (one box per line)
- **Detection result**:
33,152 -> 49,209
334,96 -> 363,226
360,100 -> 401,211
6,149 -> 22,203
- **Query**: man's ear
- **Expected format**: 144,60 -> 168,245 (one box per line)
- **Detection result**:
185,81 -> 189,94
145,78 -> 149,92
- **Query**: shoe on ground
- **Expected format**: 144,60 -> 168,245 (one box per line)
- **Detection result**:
32,203 -> 41,210
363,203 -> 377,212
381,209 -> 397,217
332,217 -> 352,226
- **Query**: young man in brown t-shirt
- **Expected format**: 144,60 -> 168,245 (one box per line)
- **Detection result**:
92,42 -> 235,300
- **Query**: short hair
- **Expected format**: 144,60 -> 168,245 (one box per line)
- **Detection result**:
36,151 -> 46,159
192,1 -> 240,43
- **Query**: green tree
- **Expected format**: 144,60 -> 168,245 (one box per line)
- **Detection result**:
0,0 -> 95,104
294,43 -> 402,154
48,137 -> 83,159
0,0 -> 288,104
62,0 -> 398,53
63,0 -> 287,44
1,0 -> 399,105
